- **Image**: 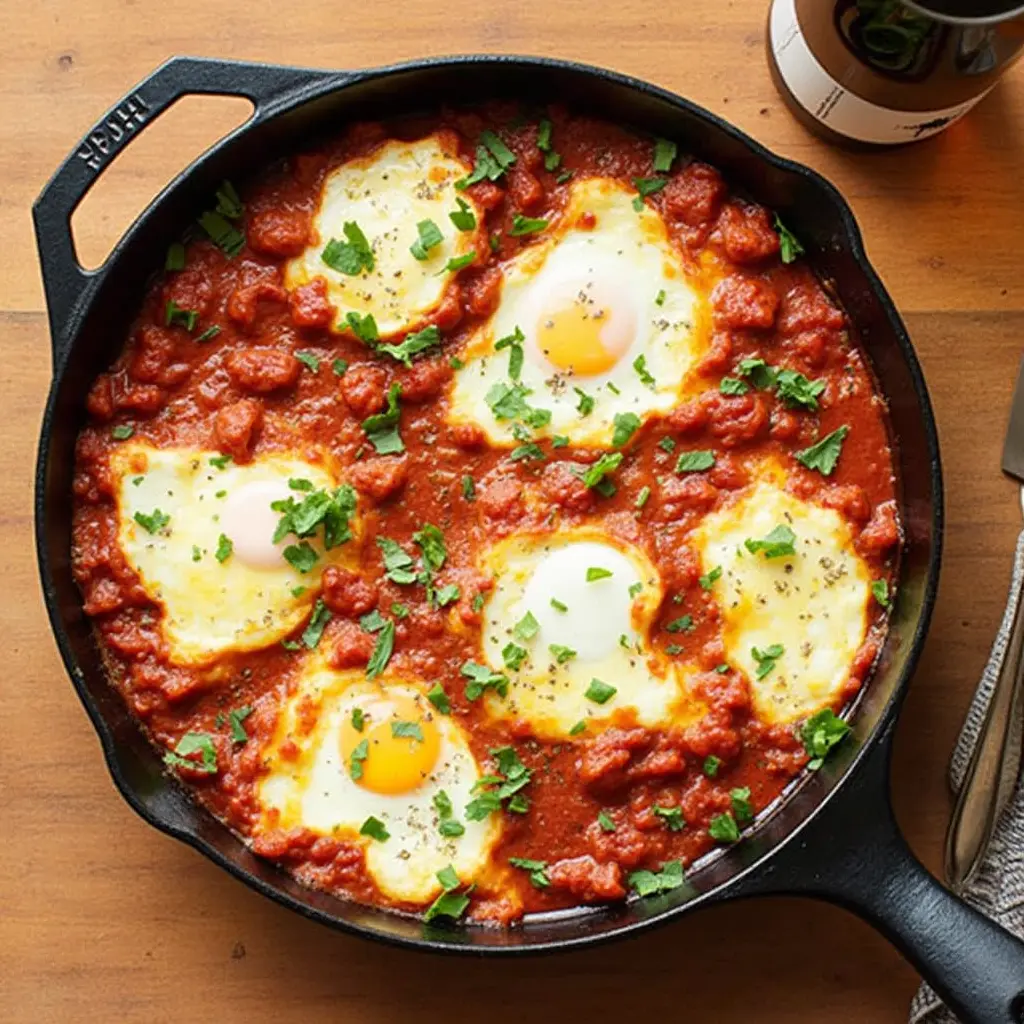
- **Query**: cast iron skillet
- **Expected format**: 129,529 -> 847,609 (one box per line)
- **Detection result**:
31,54 -> 1024,1022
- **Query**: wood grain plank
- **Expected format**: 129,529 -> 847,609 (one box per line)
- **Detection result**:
3,3 -> 1024,1021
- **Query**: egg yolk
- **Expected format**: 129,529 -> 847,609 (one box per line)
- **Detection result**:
339,694 -> 441,795
534,282 -> 636,377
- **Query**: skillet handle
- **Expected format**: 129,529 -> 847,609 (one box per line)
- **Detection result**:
737,718 -> 1024,1024
31,55 -> 338,362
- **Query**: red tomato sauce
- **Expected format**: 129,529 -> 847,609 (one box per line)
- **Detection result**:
71,104 -> 900,924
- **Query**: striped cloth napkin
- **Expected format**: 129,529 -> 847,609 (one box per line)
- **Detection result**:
911,533 -> 1024,1022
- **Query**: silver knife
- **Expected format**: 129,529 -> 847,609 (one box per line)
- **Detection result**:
944,356 -> 1024,889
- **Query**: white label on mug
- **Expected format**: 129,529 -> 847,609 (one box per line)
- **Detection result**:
769,0 -> 989,144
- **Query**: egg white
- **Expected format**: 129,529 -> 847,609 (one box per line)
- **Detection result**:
476,527 -> 703,739
285,134 -> 484,339
111,443 -> 358,665
448,176 -> 705,448
693,481 -> 872,724
256,668 -> 500,904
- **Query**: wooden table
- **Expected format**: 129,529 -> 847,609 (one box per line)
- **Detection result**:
3,2 -> 1022,1020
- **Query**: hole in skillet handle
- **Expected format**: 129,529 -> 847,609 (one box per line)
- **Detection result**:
69,94 -> 255,271
31,55 -> 338,370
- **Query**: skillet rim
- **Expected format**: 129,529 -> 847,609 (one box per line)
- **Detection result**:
33,52 -> 944,954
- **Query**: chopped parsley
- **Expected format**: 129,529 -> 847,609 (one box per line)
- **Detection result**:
165,242 -> 185,271
414,523 -> 447,574
655,288 -> 666,307
631,176 -> 668,210
801,708 -> 851,770
495,326 -> 525,380
449,197 -> 477,231
774,214 -> 804,263
434,790 -> 465,838
737,357 -> 777,390
427,684 -> 451,715
322,221 -> 374,275
366,620 -> 396,678
509,214 -> 549,237
344,310 -> 379,344
666,615 -> 694,633
348,738 -> 369,780
209,454 -> 232,469
744,524 -> 796,559
502,642 -> 528,671
575,452 -> 623,496
699,566 -> 722,590
165,299 -> 198,332
377,537 -> 418,584
360,816 -> 390,842
227,706 -> 252,744
775,369 -> 826,410
549,644 -> 576,664
351,708 -> 366,732
508,857 -> 550,889
360,609 -> 387,633
633,354 -> 656,388
462,475 -> 476,501
731,786 -> 754,824
377,326 -> 440,367
456,130 -> 517,189
628,860 -> 684,896
301,599 -> 332,649
361,382 -> 404,455
795,426 -> 849,476
295,350 -> 320,373
283,542 -> 318,574
510,442 -> 544,463
586,567 -> 613,583
719,377 -> 749,396
751,643 -> 784,679
635,485 -> 651,509
111,424 -> 134,440
550,598 -> 568,612
575,388 -> 595,417
434,583 -> 461,608
653,805 -> 685,831
584,678 -> 616,705
675,450 -> 715,473
872,579 -> 891,608
198,210 -> 244,257
424,867 -> 470,922
215,180 -> 243,220
708,812 -> 740,843
391,720 -> 424,742
195,325 -> 221,343
272,482 -> 357,551
133,509 -> 169,534
597,810 -> 616,832
569,720 -> 587,736
703,755 -> 721,778
164,732 -> 218,774
612,411 -> 641,447
465,746 -> 533,819
658,436 -> 677,453
214,533 -> 233,564
653,137 -> 677,172
461,661 -> 509,701
440,252 -> 476,274
514,611 -> 540,641
410,219 -> 443,260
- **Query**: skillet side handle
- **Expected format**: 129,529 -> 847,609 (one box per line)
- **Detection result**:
31,55 -> 337,365
739,719 -> 1024,1024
